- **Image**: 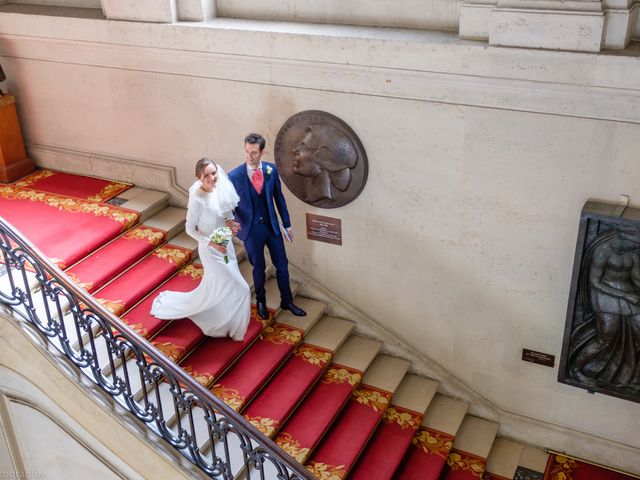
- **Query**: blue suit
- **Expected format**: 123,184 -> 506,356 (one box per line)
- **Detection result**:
228,162 -> 293,305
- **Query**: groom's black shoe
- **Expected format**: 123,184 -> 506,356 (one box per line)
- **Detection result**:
256,301 -> 269,320
280,302 -> 307,317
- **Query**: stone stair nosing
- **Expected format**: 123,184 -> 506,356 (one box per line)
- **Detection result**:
438,415 -> 499,480
141,206 -> 186,240
119,188 -> 170,222
485,438 -> 525,480
395,393 -> 469,480
516,445 -> 549,478
452,415 -> 500,461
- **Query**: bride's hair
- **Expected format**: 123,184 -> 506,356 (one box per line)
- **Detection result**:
195,157 -> 216,179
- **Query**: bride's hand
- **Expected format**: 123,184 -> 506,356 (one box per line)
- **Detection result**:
209,241 -> 228,255
225,219 -> 240,235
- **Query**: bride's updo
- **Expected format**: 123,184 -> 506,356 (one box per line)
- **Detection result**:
195,157 -> 217,179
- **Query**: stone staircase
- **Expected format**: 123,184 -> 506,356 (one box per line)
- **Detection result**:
1,181 -> 551,480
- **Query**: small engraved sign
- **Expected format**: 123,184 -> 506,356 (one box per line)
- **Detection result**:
306,213 -> 342,245
522,348 -> 555,368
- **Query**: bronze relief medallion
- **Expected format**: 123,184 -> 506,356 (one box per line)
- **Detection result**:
274,110 -> 368,209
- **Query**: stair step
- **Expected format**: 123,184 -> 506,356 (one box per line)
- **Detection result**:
119,262 -> 203,339
305,355 -> 409,479
177,308 -> 270,389
303,316 -> 354,352
142,206 -> 186,240
517,445 -> 548,477
242,315 -> 349,438
332,335 -> 381,373
440,416 -> 499,480
65,224 -> 168,294
485,438 -> 524,480
395,394 -> 469,480
276,296 -> 326,332
350,374 -> 439,480
209,311 -> 310,413
163,230 -> 197,253
452,416 -> 500,460
362,354 -> 409,393
134,318 -> 206,403
92,262 -> 204,376
119,188 -> 169,221
92,243 -> 194,317
239,259 -> 275,292
264,277 -> 299,311
273,335 -> 380,464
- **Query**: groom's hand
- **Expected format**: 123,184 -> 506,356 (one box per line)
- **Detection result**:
226,219 -> 240,235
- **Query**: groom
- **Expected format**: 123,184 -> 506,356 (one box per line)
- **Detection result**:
228,133 -> 306,320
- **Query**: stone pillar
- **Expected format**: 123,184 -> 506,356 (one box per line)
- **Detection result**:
101,0 -> 178,23
177,0 -> 216,21
460,0 -> 638,51
0,95 -> 35,183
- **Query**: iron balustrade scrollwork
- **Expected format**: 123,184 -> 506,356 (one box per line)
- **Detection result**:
0,217 -> 314,480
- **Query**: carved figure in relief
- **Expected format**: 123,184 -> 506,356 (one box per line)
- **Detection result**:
292,125 -> 358,203
569,229 -> 640,392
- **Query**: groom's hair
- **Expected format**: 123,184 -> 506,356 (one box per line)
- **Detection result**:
245,133 -> 266,151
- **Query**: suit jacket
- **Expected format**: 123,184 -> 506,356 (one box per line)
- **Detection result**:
228,161 -> 291,242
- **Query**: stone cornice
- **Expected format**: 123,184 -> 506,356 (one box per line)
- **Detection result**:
1,29 -> 640,124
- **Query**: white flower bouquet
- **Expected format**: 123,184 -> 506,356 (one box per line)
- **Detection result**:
210,226 -> 232,263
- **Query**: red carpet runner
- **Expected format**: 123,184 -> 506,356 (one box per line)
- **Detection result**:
120,263 -> 203,338
93,244 -> 192,316
181,306 -> 273,388
305,385 -> 393,479
209,322 -> 304,411
350,405 -> 424,480
544,455 -> 639,480
243,343 -> 333,438
439,448 -> 487,480
14,169 -> 131,201
395,426 -> 455,480
0,185 -> 139,269
274,364 -> 363,464
66,225 -> 166,292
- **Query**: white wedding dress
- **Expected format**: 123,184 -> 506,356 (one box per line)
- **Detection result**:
151,173 -> 250,341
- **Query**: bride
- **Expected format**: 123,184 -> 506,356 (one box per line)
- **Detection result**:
151,158 -> 250,341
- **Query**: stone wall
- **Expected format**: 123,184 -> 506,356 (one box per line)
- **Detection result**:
0,4 -> 639,473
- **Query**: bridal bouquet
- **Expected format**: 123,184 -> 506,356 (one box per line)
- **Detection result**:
210,226 -> 232,264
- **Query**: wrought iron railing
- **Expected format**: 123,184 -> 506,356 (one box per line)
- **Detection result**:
0,217 -> 313,480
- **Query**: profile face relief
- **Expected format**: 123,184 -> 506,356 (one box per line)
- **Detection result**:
292,130 -> 322,177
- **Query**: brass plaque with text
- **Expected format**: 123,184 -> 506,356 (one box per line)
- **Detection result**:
306,213 -> 342,245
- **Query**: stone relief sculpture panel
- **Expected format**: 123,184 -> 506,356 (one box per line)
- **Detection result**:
559,200 -> 640,402
274,110 -> 368,209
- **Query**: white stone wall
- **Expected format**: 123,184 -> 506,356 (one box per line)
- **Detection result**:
0,6 -> 639,473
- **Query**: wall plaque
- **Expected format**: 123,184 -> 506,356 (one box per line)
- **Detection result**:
522,348 -> 555,367
306,213 -> 342,245
559,200 -> 640,403
274,110 -> 368,209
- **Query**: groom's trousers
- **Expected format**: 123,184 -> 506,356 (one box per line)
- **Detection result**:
244,221 -> 293,306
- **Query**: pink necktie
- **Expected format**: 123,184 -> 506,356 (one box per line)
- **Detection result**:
251,168 -> 264,194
